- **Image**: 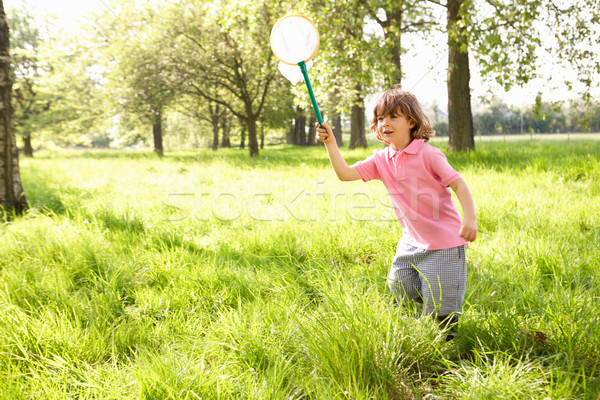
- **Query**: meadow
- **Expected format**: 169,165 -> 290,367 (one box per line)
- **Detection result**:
1,133 -> 599,399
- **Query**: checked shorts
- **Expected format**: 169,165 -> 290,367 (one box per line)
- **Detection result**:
388,241 -> 467,316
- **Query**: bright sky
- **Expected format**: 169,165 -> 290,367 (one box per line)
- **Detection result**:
7,0 -> 596,112
5,0 -> 102,27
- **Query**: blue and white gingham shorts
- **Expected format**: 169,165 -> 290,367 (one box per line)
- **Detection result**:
388,241 -> 467,316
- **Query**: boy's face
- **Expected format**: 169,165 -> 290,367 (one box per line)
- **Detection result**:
377,110 -> 415,149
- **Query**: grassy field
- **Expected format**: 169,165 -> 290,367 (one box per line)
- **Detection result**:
1,134 -> 599,399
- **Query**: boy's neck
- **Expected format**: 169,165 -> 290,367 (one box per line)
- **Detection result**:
389,138 -> 413,152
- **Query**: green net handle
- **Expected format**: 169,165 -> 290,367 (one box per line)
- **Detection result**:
298,61 -> 323,126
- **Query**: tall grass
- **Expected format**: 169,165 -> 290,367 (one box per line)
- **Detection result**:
1,135 -> 599,398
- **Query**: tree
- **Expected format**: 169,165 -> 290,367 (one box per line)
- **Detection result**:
370,0 -> 437,88
260,72 -> 295,144
474,0 -> 600,134
446,0 -> 474,151
0,1 -> 27,213
428,0 -> 600,151
8,5 -> 50,157
176,95 -> 226,151
100,2 -> 176,157
422,0 -> 475,151
311,0 -> 375,149
6,4 -> 112,150
312,0 -> 436,149
330,104 -> 343,146
207,102 -> 223,151
26,20 -> 109,148
169,0 -> 280,157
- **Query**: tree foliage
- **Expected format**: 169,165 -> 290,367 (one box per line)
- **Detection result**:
96,1 -> 179,156
9,6 -> 108,149
165,0 -> 283,156
309,0 -> 379,148
5,0 -> 600,154
468,0 -> 600,96
8,5 -> 50,156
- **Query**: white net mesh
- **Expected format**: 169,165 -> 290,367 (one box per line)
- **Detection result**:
270,15 -> 319,65
277,60 -> 312,86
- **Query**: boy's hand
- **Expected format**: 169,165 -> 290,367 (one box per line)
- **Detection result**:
459,218 -> 478,242
316,122 -> 334,144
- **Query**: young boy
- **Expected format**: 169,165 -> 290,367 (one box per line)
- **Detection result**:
316,89 -> 477,340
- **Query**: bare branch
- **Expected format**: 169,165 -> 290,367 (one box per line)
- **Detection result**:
189,82 -> 245,120
425,0 -> 447,9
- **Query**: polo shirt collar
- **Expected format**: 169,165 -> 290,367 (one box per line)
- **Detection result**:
387,139 -> 424,159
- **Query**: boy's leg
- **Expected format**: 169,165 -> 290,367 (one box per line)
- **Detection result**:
416,245 -> 467,339
388,242 -> 426,304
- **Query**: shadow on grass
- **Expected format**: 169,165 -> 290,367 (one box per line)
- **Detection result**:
20,178 -> 66,215
28,141 -> 600,181
91,208 -> 146,234
29,145 -> 372,171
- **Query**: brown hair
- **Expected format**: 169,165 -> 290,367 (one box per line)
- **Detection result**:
369,89 -> 435,142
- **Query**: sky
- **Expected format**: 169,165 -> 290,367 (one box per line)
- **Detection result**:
5,0 -> 103,27
6,0 -> 597,112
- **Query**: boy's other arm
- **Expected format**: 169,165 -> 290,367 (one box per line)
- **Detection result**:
449,178 -> 478,242
317,123 -> 362,181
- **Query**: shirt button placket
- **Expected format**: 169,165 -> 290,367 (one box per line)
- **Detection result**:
398,154 -> 406,181
394,154 -> 402,179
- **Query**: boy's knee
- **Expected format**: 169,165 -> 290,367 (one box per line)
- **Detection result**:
388,279 -> 404,297
387,281 -> 397,295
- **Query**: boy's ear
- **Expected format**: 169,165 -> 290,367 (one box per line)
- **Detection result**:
409,118 -> 416,129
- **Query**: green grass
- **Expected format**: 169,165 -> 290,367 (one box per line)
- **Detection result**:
1,134 -> 599,399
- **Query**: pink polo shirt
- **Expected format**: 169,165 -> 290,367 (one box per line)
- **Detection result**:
353,139 -> 466,250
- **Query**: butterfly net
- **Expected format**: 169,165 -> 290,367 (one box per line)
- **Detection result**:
270,15 -> 319,85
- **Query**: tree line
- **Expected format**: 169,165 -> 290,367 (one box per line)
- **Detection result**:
428,96 -> 600,137
7,0 -> 600,159
473,97 -> 600,136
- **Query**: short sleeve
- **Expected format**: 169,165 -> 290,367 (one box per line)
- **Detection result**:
352,151 -> 381,182
428,148 -> 461,187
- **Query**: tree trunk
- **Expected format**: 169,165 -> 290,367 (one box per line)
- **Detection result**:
23,135 -> 33,157
447,0 -> 474,152
240,122 -> 246,149
390,31 -> 402,87
349,88 -> 367,149
287,120 -> 294,144
211,112 -> 219,151
307,115 -> 316,145
380,8 -> 403,88
152,112 -> 164,157
247,116 -> 259,157
221,118 -> 231,148
0,2 -> 27,213
295,107 -> 306,146
332,108 -> 343,147
260,120 -> 264,149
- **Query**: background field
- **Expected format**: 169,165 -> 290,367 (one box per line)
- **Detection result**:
1,134 -> 599,399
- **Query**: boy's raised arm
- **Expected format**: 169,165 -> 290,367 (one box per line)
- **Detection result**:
317,123 -> 362,182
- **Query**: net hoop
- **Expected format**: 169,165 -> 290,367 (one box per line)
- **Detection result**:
270,14 -> 319,66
